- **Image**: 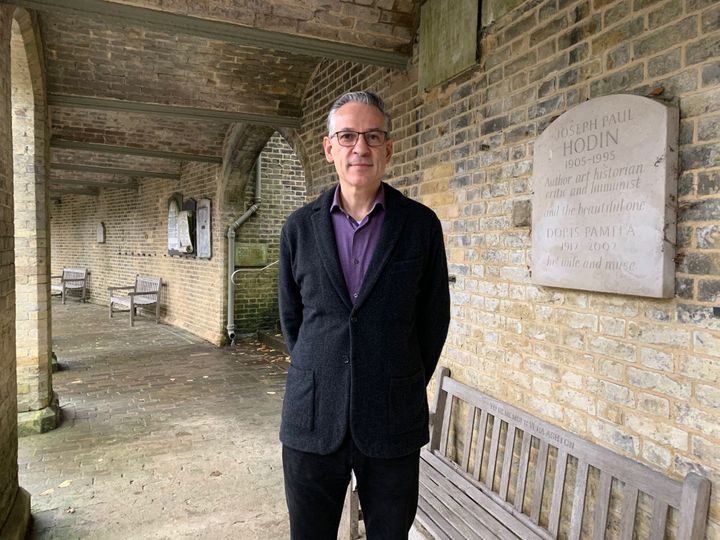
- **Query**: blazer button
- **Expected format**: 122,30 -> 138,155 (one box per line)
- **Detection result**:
343,356 -> 350,364
350,316 -> 358,323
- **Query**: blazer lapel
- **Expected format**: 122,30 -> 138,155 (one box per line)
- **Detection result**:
311,189 -> 353,311
353,184 -> 410,310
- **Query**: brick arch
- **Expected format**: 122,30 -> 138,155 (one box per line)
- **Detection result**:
219,123 -> 276,206
11,7 -> 56,432
277,127 -> 314,195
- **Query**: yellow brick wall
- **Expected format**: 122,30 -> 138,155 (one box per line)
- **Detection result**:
51,162 -> 227,344
51,133 -> 306,344
298,0 -> 720,534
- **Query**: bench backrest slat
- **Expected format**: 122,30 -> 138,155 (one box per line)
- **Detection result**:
651,498 -> 668,539
460,408 -> 475,471
568,460 -> 589,540
530,440 -> 550,524
499,425 -> 516,500
486,417 -> 502,490
514,432 -> 533,512
620,487 -> 639,540
439,395 -> 452,456
472,409 -> 489,482
592,471 -> 613,537
430,372 -> 711,540
548,449 -> 568,537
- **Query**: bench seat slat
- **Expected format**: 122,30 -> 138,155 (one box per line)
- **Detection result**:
419,471 -> 509,539
415,505 -> 456,540
423,450 -> 549,540
417,491 -> 473,539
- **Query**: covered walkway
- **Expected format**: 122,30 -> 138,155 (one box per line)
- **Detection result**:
19,300 -> 290,539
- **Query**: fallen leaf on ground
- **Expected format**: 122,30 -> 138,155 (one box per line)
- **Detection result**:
58,480 -> 72,488
210,471 -> 222,477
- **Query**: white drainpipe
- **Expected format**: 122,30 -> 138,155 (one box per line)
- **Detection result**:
226,155 -> 262,345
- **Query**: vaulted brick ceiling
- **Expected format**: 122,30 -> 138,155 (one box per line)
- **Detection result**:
6,0 -> 418,195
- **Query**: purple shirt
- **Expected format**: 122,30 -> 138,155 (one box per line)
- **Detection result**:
330,184 -> 385,304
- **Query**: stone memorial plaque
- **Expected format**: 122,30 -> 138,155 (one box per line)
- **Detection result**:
177,211 -> 193,253
531,94 -> 678,298
235,243 -> 268,267
167,195 -> 182,255
197,198 -> 211,259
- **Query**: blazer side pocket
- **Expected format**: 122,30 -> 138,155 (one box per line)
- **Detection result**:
283,364 -> 315,430
388,370 -> 427,434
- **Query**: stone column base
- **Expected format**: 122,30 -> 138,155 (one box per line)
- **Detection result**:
17,392 -> 61,436
0,487 -> 31,540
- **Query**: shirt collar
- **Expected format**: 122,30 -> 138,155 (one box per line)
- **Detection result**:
330,183 -> 385,217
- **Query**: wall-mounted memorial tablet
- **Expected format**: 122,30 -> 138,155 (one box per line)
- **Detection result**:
531,94 -> 678,298
197,198 -> 212,259
167,192 -> 184,256
180,198 -> 197,255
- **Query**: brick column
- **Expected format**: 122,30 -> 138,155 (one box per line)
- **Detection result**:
0,7 -> 31,540
11,11 -> 57,435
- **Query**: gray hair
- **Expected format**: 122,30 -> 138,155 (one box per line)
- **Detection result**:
326,91 -> 392,136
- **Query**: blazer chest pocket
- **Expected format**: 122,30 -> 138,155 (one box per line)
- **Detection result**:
389,256 -> 422,275
283,365 -> 315,431
388,371 -> 426,434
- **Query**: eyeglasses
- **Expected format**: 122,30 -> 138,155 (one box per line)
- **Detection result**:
331,130 -> 389,147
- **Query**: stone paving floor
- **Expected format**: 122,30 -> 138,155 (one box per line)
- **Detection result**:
19,301 -> 292,539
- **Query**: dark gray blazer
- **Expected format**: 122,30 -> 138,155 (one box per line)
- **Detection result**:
278,182 -> 450,459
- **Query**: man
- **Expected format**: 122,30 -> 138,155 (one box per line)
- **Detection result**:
278,91 -> 450,539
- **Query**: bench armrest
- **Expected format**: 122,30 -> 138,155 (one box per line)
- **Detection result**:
63,278 -> 86,283
108,285 -> 135,292
128,291 -> 158,297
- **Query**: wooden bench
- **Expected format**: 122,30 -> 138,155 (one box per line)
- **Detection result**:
413,367 -> 711,540
108,275 -> 162,326
50,267 -> 88,304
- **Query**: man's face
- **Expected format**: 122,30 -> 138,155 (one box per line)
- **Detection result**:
323,102 -> 393,192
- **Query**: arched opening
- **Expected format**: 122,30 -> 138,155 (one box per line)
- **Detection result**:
11,11 -> 57,435
230,132 -> 307,338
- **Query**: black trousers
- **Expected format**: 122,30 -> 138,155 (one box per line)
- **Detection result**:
282,434 -> 420,540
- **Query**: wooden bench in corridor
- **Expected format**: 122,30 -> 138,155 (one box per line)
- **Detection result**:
51,267 -> 88,304
108,275 -> 162,326
415,367 -> 711,540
